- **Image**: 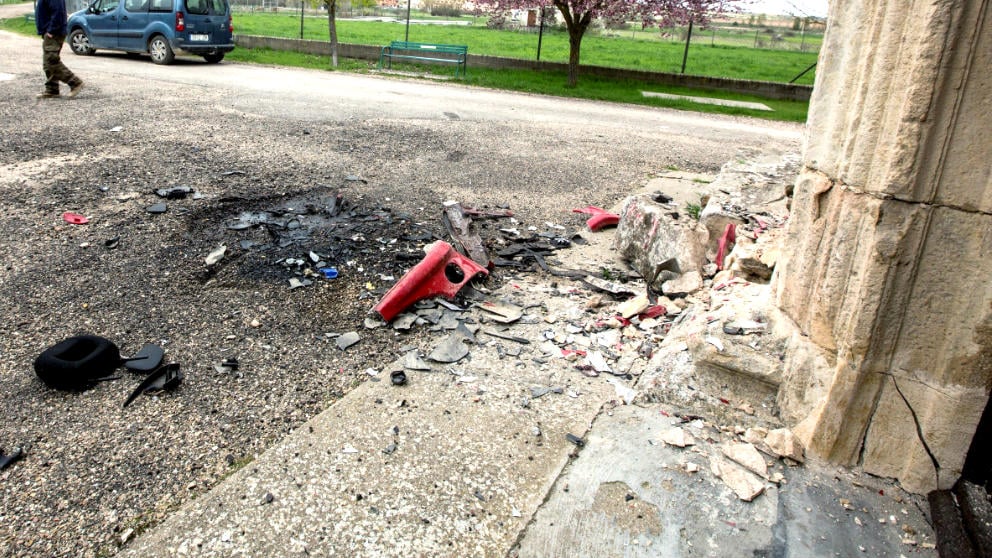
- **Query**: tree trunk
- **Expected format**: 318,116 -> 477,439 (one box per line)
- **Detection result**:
555,2 -> 590,88
566,26 -> 582,87
327,0 -> 338,68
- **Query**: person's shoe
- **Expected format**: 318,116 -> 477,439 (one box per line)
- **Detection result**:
67,81 -> 85,98
36,91 -> 60,99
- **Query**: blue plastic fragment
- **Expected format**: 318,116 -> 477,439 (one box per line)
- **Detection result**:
319,267 -> 339,279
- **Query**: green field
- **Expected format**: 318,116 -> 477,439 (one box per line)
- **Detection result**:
234,12 -> 819,85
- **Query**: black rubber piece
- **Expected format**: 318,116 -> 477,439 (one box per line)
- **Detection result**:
34,335 -> 121,391
122,363 -> 183,409
123,344 -> 165,373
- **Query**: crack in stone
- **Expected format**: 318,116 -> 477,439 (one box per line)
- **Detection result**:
885,373 -> 942,486
801,166 -> 992,216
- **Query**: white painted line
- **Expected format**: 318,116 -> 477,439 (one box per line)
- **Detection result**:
642,91 -> 774,111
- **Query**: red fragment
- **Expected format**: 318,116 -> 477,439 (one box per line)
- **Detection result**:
62,212 -> 89,225
659,410 -> 670,417
639,305 -> 667,320
715,223 -> 736,270
572,206 -> 620,231
719,397 -> 730,405
561,349 -> 587,358
374,241 -> 488,322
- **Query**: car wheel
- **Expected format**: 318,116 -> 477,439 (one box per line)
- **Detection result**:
148,35 -> 175,65
203,53 -> 224,64
68,29 -> 94,55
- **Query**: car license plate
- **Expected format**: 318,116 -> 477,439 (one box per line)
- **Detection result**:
190,33 -> 209,41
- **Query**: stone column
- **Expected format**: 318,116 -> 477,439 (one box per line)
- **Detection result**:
774,0 -> 992,494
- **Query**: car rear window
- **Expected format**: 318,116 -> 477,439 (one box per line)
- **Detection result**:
149,0 -> 170,11
184,0 -> 226,15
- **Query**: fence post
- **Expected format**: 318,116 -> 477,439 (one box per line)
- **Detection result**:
680,20 -> 693,74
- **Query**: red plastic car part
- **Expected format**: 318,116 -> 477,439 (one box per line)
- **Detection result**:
63,212 -> 89,225
374,241 -> 489,322
572,206 -> 620,231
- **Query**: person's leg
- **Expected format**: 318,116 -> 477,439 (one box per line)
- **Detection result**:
41,35 -> 62,95
42,35 -> 82,95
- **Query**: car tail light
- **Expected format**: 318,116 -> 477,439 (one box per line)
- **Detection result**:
227,17 -> 233,32
175,12 -> 185,32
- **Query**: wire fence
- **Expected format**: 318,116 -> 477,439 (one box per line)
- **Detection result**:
227,0 -> 823,55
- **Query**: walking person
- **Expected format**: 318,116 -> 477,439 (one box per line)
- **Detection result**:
35,0 -> 84,99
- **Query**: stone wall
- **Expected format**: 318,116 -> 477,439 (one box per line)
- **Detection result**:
775,0 -> 992,493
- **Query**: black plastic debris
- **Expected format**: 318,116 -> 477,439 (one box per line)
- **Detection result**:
34,335 -> 122,391
390,370 -> 407,386
155,186 -> 195,200
566,433 -> 585,447
122,363 -> 183,408
123,344 -> 165,373
214,358 -> 239,375
104,237 -> 119,249
0,447 -> 24,471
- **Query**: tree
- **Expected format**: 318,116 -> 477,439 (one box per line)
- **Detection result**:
475,0 -> 740,87
316,0 -> 340,67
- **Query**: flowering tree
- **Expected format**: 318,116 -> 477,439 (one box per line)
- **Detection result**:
477,0 -> 741,87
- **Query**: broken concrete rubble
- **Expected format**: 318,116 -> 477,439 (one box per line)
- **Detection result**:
615,193 -> 709,289
710,456 -> 766,502
765,427 -> 805,463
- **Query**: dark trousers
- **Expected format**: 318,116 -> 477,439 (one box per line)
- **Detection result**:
42,35 -> 80,94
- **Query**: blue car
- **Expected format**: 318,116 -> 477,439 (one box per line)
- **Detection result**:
67,0 -> 234,64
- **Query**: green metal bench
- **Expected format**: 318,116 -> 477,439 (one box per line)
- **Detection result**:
378,41 -> 468,78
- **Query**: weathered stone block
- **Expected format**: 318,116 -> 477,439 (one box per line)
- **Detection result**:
806,0 -> 992,212
615,194 -> 708,287
861,375 -> 988,493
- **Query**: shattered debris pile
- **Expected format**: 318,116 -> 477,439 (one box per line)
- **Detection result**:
349,156 -> 819,504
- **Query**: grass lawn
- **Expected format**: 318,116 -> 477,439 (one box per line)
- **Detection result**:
234,12 -> 819,85
229,46 -> 809,122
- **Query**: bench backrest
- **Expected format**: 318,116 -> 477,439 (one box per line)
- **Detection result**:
388,41 -> 468,55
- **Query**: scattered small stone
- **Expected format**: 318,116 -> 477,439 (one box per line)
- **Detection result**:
205,245 -> 227,265
566,433 -> 585,447
661,427 -> 695,448
336,332 -> 361,351
765,428 -> 805,463
710,457 -> 765,502
721,443 -> 768,478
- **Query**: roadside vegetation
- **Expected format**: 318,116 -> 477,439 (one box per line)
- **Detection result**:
0,7 -> 812,122
234,12 -> 819,85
